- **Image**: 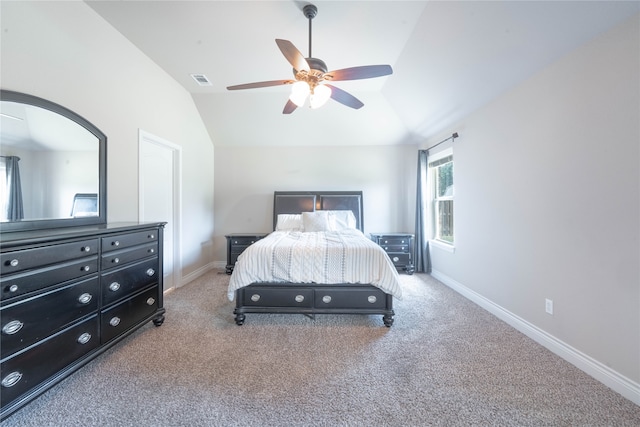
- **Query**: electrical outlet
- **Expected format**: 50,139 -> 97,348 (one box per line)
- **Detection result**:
545,298 -> 553,315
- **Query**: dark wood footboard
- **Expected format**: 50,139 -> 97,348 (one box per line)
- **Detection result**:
234,283 -> 394,327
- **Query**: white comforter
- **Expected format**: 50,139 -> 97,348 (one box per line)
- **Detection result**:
227,229 -> 403,300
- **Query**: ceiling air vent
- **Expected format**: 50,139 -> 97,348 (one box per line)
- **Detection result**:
191,74 -> 212,86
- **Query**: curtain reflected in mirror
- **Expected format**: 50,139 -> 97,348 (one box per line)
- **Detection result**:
0,156 -> 24,221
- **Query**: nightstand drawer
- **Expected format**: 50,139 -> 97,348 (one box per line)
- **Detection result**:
377,237 -> 412,246
370,233 -> 415,275
225,233 -> 267,274
380,244 -> 410,253
387,253 -> 411,267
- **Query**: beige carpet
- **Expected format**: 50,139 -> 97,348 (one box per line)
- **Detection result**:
2,270 -> 638,426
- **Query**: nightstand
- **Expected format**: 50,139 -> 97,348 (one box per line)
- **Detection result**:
370,233 -> 415,275
225,233 -> 267,274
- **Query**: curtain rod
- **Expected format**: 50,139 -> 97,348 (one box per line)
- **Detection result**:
420,132 -> 459,153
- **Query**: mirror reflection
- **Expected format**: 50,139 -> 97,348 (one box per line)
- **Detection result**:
0,100 -> 100,223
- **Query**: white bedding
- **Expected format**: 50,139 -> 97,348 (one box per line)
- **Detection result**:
227,229 -> 403,301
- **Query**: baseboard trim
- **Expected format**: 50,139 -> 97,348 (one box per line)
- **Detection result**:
181,261 -> 218,286
430,269 -> 640,406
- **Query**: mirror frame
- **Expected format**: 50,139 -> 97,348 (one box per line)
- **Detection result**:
0,90 -> 107,232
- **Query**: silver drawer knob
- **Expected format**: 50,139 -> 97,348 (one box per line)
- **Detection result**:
82,246 -> 91,252
368,296 -> 377,303
112,257 -> 120,264
251,294 -> 260,302
295,295 -> 305,303
112,240 -> 120,246
2,320 -> 24,335
322,295 -> 332,304
146,297 -> 155,306
82,265 -> 91,272
9,259 -> 18,267
149,248 -> 155,254
77,332 -> 92,344
78,293 -> 93,304
9,284 -> 18,293
393,257 -> 399,262
149,234 -> 155,239
109,282 -> 121,292
109,317 -> 121,327
146,268 -> 155,277
1,371 -> 22,388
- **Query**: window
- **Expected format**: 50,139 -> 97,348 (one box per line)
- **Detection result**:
429,150 -> 454,245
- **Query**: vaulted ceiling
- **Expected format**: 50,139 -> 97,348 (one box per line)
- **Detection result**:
86,1 -> 639,147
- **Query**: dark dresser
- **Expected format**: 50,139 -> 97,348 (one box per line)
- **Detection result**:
370,233 -> 415,274
225,233 -> 267,274
0,222 -> 165,420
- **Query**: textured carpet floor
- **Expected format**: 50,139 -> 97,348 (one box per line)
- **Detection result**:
1,271 -> 638,426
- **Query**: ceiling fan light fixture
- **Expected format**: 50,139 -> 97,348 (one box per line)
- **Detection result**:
289,81 -> 310,107
309,84 -> 331,109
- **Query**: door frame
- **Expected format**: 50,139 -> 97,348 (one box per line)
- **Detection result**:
138,129 -> 183,291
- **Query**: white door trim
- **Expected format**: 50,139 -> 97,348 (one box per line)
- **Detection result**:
138,129 -> 183,290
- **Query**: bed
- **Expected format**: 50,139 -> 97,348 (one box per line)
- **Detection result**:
228,191 -> 402,327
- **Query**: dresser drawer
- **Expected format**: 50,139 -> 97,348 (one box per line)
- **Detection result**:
1,239 -> 98,275
101,286 -> 159,343
241,286 -> 314,308
380,244 -> 410,253
101,230 -> 159,253
387,253 -> 411,267
1,277 -> 99,359
377,236 -> 412,246
314,287 -> 387,309
0,315 -> 99,408
230,236 -> 263,246
101,242 -> 158,270
0,257 -> 98,301
101,258 -> 159,306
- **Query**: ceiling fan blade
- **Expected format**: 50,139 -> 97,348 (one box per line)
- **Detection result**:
326,65 -> 393,81
283,99 -> 298,114
226,80 -> 294,90
275,39 -> 310,72
325,84 -> 364,109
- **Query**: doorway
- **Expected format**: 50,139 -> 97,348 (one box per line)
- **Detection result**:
138,129 -> 182,291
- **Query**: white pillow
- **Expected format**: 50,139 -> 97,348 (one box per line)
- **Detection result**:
323,210 -> 357,231
302,211 -> 330,232
275,214 -> 303,231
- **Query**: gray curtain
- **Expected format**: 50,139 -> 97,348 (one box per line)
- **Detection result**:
414,150 -> 431,273
4,156 -> 24,221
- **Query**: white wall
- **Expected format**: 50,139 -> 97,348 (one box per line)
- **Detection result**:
425,15 -> 639,387
0,1 -> 215,280
213,144 -> 416,262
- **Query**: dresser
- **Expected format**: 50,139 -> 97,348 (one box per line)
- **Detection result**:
225,233 -> 267,274
0,222 -> 165,420
370,233 -> 415,274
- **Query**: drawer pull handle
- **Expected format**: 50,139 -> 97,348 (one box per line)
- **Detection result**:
251,294 -> 260,302
82,246 -> 91,252
2,320 -> 24,335
149,248 -> 155,254
9,259 -> 19,267
82,265 -> 91,272
149,234 -> 155,239
77,332 -> 92,344
109,317 -> 121,327
294,295 -> 305,303
9,284 -> 18,293
146,297 -> 155,306
78,293 -> 93,304
113,257 -> 120,264
112,240 -> 120,247
393,256 -> 400,262
1,371 -> 22,388
146,268 -> 155,277
322,295 -> 332,304
368,295 -> 377,304
109,282 -> 121,292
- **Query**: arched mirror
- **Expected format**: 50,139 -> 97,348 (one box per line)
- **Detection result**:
0,90 -> 106,232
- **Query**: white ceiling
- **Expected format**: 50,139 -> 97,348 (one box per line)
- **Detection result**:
85,1 -> 640,147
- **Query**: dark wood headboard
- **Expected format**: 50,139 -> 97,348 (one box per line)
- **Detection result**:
273,191 -> 364,231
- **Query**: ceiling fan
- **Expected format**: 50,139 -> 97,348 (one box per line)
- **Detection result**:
226,4 -> 393,114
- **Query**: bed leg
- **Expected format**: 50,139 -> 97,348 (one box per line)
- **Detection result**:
383,314 -> 394,327
235,313 -> 245,326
